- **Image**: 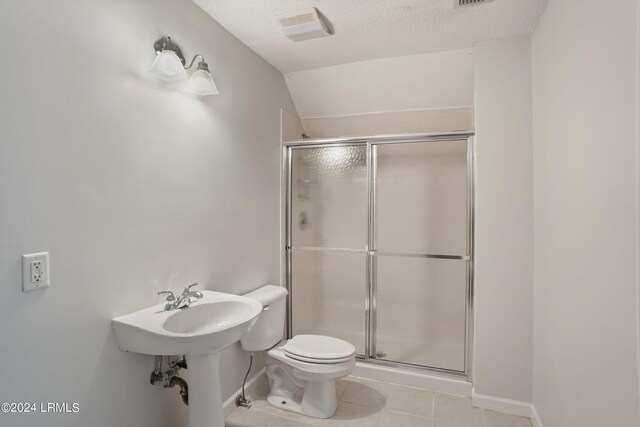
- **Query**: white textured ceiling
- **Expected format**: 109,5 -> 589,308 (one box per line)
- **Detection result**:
192,0 -> 548,73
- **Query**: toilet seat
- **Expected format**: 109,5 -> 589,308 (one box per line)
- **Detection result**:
285,352 -> 355,364
284,335 -> 356,364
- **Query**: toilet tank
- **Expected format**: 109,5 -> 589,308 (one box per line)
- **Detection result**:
240,285 -> 288,352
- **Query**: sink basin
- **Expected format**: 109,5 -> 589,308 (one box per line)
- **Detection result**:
112,290 -> 262,356
163,300 -> 258,334
112,290 -> 263,427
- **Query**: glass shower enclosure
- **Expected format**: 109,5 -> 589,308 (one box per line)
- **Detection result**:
284,133 -> 474,376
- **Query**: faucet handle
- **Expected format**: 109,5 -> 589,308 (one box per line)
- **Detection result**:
182,283 -> 199,294
158,290 -> 176,301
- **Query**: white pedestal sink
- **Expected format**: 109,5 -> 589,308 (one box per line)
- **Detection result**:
112,291 -> 263,427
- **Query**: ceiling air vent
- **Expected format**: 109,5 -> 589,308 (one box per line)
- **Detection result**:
275,7 -> 332,42
456,0 -> 494,7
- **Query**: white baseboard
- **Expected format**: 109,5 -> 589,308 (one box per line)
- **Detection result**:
530,404 -> 544,427
471,389 -> 532,417
352,362 -> 472,396
222,368 -> 266,418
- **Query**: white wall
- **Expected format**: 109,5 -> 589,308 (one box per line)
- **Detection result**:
473,36 -> 534,404
281,109 -> 306,142
532,1 -> 640,426
300,107 -> 473,139
0,1 -> 297,426
284,49 -> 474,118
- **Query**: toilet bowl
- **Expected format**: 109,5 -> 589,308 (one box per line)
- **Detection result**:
240,286 -> 356,418
265,335 -> 355,418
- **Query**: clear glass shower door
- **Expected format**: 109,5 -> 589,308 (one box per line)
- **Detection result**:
289,145 -> 368,355
372,140 -> 470,372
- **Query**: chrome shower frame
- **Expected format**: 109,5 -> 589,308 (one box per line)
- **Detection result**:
282,131 -> 475,379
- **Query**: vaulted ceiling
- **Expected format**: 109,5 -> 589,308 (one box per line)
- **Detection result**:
192,0 -> 548,73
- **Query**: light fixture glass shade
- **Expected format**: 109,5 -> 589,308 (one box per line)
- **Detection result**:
186,69 -> 219,96
149,50 -> 188,81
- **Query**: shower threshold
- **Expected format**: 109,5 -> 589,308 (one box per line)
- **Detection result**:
352,359 -> 471,396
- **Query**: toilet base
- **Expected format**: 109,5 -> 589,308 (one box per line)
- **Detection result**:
266,378 -> 337,419
264,346 -> 355,419
238,287 -> 356,419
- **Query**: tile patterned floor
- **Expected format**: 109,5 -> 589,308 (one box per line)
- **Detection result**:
225,377 -> 533,427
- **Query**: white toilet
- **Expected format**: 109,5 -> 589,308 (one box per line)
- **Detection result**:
241,285 -> 356,419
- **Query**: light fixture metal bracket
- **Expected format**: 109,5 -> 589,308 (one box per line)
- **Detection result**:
185,54 -> 206,70
195,60 -> 210,72
153,36 -> 186,65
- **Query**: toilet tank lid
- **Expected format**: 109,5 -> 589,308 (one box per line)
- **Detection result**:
243,285 -> 288,307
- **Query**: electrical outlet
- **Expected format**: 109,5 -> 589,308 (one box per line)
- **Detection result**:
31,260 -> 43,283
22,252 -> 50,292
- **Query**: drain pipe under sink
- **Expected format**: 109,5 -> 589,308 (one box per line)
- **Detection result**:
150,355 -> 189,406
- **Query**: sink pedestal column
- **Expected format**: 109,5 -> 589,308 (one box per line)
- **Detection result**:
187,353 -> 223,427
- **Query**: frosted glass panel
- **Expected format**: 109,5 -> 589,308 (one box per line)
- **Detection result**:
375,256 -> 467,371
291,146 -> 367,249
376,141 -> 468,255
288,140 -> 471,373
291,250 -> 366,355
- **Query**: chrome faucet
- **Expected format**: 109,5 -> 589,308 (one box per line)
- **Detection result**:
158,283 -> 203,311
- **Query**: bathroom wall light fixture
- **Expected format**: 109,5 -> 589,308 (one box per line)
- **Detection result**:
149,36 -> 219,96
